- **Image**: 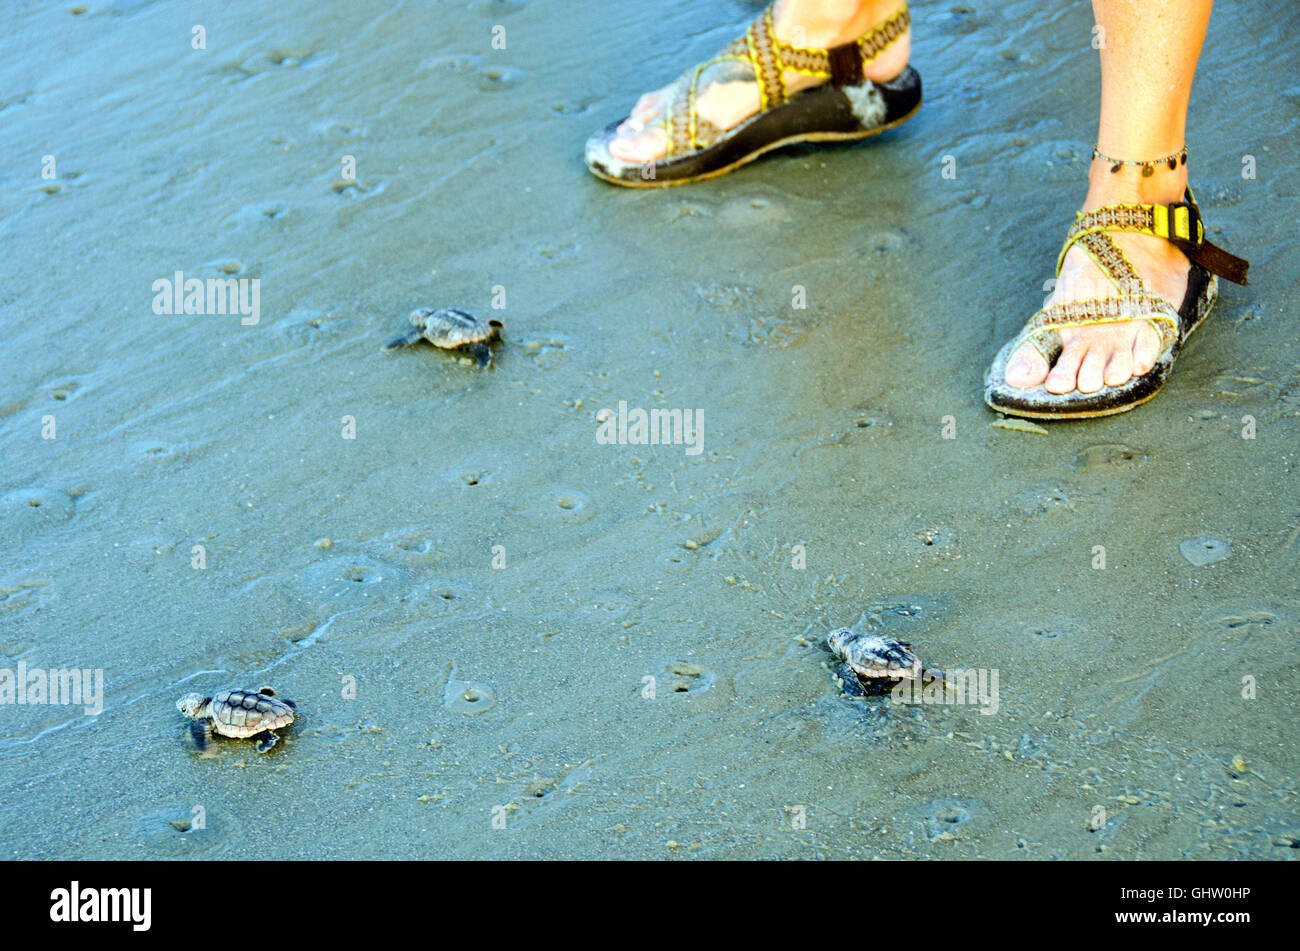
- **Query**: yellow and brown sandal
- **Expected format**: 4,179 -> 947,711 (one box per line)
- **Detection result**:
984,189 -> 1250,420
584,2 -> 919,187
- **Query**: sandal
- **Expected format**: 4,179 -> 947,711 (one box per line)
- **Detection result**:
983,189 -> 1250,420
584,2 -> 920,187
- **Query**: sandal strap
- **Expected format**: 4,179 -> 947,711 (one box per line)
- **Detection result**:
1073,229 -> 1148,295
1029,295 -> 1180,338
668,82 -> 693,156
1017,294 -> 1182,364
1056,193 -> 1249,285
779,4 -> 911,86
661,2 -> 910,157
746,8 -> 788,110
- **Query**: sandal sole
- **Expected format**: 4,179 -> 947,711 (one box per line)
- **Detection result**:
983,270 -> 1217,420
587,98 -> 922,189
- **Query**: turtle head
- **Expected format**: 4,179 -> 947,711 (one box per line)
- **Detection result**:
827,627 -> 855,657
409,306 -> 436,327
176,693 -> 210,719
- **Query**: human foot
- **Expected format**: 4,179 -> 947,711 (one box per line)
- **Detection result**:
1004,159 -> 1193,394
605,0 -> 912,165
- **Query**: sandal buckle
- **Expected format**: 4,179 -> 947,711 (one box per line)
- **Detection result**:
1155,201 -> 1204,247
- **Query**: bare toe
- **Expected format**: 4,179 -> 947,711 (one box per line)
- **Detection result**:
1076,348 -> 1109,394
1005,343 -> 1049,389
1103,345 -> 1133,387
608,126 -> 668,163
1045,341 -> 1086,394
631,89 -> 668,122
1132,322 -> 1162,375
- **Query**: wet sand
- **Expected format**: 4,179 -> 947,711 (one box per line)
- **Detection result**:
0,0 -> 1297,859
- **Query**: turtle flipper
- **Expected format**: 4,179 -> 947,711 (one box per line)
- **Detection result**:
382,330 -> 425,352
466,342 -> 493,367
835,664 -> 869,699
189,720 -> 212,752
254,731 -> 279,753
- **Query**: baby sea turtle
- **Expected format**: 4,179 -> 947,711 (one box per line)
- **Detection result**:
176,686 -> 297,753
382,307 -> 504,366
828,628 -> 930,697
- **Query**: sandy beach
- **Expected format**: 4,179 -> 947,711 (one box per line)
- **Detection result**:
1,0 -> 1296,859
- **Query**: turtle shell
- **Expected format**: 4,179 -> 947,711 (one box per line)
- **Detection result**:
412,307 -> 503,349
208,687 -> 296,739
828,629 -> 922,680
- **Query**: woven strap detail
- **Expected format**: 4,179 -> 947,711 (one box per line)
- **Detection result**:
774,3 -> 909,83
1029,295 -> 1180,338
667,82 -> 693,157
1075,231 -> 1147,295
1016,294 -> 1182,365
860,6 -> 910,63
1056,196 -> 1249,285
655,1 -> 911,158
746,9 -> 787,109
1006,190 -> 1247,370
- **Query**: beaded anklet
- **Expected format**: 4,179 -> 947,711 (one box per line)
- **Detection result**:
1093,145 -> 1188,176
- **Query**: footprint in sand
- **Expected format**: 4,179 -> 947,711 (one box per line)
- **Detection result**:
1072,443 -> 1149,473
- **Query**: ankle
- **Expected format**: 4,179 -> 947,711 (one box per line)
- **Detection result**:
1085,159 -> 1189,210
774,0 -> 907,48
